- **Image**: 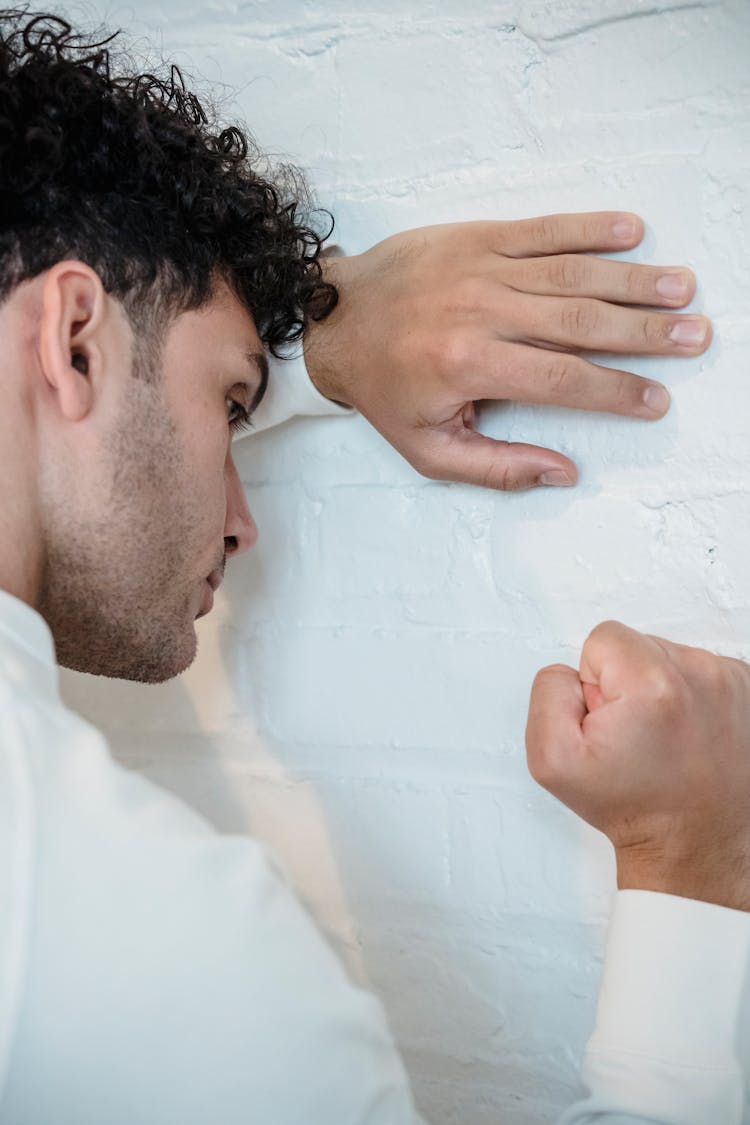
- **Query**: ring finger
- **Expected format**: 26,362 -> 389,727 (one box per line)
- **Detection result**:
468,341 -> 671,418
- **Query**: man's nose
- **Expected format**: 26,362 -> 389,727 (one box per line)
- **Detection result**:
224,456 -> 258,557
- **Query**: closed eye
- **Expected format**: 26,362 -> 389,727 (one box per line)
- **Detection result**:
227,398 -> 253,434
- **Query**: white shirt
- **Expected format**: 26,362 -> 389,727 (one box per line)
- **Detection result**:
0,591 -> 417,1125
1,354 -> 749,1123
248,348 -> 353,435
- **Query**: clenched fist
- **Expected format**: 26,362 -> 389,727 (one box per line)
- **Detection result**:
526,622 -> 750,911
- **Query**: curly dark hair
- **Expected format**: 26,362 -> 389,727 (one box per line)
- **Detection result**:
0,8 -> 337,357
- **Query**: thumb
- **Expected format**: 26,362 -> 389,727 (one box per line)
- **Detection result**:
526,663 -> 587,791
579,620 -> 671,704
582,682 -> 605,712
418,430 -> 578,491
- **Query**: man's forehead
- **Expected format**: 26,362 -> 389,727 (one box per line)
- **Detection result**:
168,284 -> 265,368
202,280 -> 263,341
201,283 -> 268,401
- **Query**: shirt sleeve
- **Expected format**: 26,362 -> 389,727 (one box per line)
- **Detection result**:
240,347 -> 352,438
556,890 -> 750,1125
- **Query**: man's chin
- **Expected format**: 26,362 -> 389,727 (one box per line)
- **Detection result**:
56,626 -> 198,684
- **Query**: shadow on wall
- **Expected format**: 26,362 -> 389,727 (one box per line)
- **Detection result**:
57,603 -> 369,977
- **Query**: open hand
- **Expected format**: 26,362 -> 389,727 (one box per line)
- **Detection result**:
304,213 -> 710,491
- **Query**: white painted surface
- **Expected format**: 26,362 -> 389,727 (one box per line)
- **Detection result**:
59,2 -> 750,1121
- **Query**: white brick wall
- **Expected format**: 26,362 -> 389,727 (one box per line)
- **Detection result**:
59,2 -> 750,1121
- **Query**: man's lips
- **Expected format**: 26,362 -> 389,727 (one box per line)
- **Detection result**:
206,568 -> 223,593
196,568 -> 224,620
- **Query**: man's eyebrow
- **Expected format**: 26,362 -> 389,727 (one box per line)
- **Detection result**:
247,351 -> 269,413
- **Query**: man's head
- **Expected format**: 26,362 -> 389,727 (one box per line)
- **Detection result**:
0,10 -> 335,682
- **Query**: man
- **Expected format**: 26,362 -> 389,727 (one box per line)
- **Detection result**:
0,9 -> 741,1124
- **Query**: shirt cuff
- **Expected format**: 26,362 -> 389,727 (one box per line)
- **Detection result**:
581,889 -> 750,1123
238,348 -> 352,440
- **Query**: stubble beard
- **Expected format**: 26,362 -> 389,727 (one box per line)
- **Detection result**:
39,378 -> 200,684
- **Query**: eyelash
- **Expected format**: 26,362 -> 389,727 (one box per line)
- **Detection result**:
227,398 -> 253,434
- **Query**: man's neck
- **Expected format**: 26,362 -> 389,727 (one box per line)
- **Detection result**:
0,293 -> 47,608
0,396 -> 44,608
0,490 -> 43,607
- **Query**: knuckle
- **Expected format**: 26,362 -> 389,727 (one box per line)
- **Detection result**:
731,656 -> 750,690
561,301 -> 598,339
610,372 -> 639,412
690,648 -> 730,695
526,732 -> 556,784
588,619 -> 621,644
534,663 -> 570,685
584,619 -> 624,657
582,215 -> 603,245
641,313 -> 670,347
484,455 -> 517,492
548,254 -> 587,291
624,263 -> 648,296
644,661 -> 688,714
501,473 -> 526,493
531,214 -> 558,250
527,742 -> 567,792
544,358 -> 584,398
430,332 -> 471,380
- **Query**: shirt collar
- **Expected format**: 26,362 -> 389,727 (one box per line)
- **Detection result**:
0,588 -> 58,694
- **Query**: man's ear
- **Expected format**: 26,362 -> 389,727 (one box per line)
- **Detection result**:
38,262 -> 108,422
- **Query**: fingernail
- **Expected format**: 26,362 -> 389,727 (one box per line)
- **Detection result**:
669,317 -> 709,347
540,470 -> 574,487
642,384 -> 670,415
612,217 -> 637,241
655,272 -> 690,300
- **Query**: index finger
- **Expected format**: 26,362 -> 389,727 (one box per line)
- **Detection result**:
497,211 -> 644,258
526,664 -> 587,789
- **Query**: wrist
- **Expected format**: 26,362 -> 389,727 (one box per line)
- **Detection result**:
615,842 -> 750,913
303,256 -> 356,407
302,330 -> 349,405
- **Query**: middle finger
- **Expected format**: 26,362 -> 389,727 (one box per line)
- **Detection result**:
517,294 -> 711,355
